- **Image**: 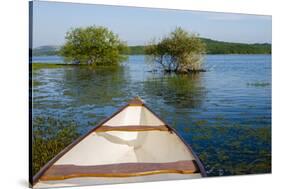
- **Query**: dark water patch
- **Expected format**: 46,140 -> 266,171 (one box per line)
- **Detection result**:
247,82 -> 271,87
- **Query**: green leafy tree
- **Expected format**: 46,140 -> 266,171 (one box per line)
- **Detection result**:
145,27 -> 206,73
60,26 -> 128,65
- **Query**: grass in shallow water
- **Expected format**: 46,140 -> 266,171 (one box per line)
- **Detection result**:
31,63 -> 67,70
183,124 -> 271,176
32,116 -> 79,176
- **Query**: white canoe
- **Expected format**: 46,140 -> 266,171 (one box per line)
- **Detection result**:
33,97 -> 206,188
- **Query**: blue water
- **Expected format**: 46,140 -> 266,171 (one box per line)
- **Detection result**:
32,55 -> 64,63
32,54 -> 271,176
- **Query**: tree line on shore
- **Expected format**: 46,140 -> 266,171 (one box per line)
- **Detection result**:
33,39 -> 271,56
32,26 -> 271,73
128,40 -> 271,55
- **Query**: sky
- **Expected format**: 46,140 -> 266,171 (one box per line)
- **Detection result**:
32,1 -> 272,48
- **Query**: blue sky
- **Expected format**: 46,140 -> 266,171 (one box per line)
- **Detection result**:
32,1 -> 272,47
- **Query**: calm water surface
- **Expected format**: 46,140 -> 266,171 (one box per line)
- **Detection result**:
32,55 -> 271,176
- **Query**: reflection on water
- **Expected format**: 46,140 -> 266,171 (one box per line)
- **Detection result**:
142,73 -> 206,109
32,54 -> 271,176
61,66 -> 130,106
32,66 -> 133,132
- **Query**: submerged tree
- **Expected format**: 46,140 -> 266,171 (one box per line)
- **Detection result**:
60,26 -> 128,66
145,27 -> 206,73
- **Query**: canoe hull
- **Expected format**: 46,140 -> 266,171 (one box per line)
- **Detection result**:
33,98 -> 206,188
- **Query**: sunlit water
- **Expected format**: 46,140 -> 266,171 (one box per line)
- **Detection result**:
32,55 -> 271,176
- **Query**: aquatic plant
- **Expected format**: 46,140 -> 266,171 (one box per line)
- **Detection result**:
32,116 -> 79,176
183,124 -> 271,176
32,63 -> 67,70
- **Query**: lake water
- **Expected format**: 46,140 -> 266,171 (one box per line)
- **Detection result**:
32,55 -> 271,176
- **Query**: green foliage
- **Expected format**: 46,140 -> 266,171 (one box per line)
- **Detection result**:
126,46 -> 146,55
33,40 -> 271,56
59,26 -> 128,65
129,39 -> 271,55
32,117 -> 79,176
145,27 -> 206,73
201,38 -> 271,54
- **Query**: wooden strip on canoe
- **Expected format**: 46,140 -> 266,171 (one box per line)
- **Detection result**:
95,125 -> 169,132
40,160 -> 199,181
128,98 -> 144,106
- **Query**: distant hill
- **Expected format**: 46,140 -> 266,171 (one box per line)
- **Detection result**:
127,38 -> 271,55
200,38 -> 271,54
33,39 -> 271,56
32,45 -> 60,56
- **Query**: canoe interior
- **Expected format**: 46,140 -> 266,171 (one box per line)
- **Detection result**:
33,98 -> 205,188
